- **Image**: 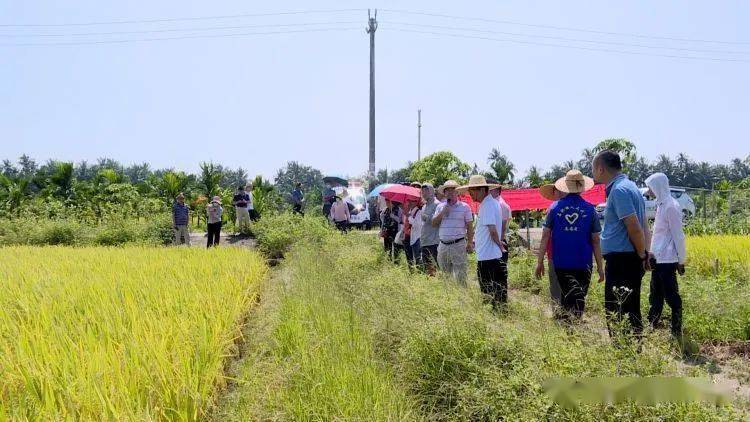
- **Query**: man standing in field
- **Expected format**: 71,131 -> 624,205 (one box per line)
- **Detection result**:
488,178 -> 512,262
172,193 -> 191,246
463,175 -> 507,307
233,185 -> 251,234
432,180 -> 475,285
206,195 -> 223,248
291,183 -> 305,216
420,183 -> 441,275
645,172 -> 686,338
246,183 -> 259,222
330,195 -> 351,232
593,151 -> 650,337
534,171 -> 604,322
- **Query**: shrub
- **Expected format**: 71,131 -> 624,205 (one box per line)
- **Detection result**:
252,213 -> 334,258
30,219 -> 84,246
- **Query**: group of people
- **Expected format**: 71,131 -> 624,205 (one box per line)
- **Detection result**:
380,150 -> 687,340
379,175 -> 513,309
171,183 -> 258,248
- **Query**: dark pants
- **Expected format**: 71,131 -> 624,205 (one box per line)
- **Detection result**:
249,209 -> 259,221
555,268 -> 592,320
648,261 -> 683,336
384,233 -> 402,262
335,220 -> 349,233
410,239 -> 422,269
422,244 -> 439,274
501,240 -> 509,263
207,222 -> 222,247
404,235 -> 414,265
293,204 -> 304,216
604,252 -> 645,336
477,258 -> 508,307
323,204 -> 332,218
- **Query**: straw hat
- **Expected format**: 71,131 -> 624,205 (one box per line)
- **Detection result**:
554,170 -> 594,194
437,180 -> 461,194
539,184 -> 559,201
457,175 -> 501,194
211,195 -> 221,203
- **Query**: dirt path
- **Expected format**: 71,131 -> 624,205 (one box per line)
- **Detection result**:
187,232 -> 257,249
511,287 -> 750,404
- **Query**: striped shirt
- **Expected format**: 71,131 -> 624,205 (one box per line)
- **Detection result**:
435,200 -> 473,242
172,202 -> 189,226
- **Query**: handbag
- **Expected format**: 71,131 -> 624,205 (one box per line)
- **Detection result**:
394,229 -> 405,246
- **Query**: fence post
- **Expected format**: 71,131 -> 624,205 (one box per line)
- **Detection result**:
525,210 -> 531,250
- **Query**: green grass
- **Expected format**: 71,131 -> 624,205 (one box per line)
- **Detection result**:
217,223 -> 746,420
0,246 -> 267,420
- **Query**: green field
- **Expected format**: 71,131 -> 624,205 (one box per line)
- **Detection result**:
1,217 -> 748,420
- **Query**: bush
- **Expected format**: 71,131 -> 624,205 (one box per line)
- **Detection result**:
30,220 -> 84,246
685,216 -> 750,236
252,213 -> 334,259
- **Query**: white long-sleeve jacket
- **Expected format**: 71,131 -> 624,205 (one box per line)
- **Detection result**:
645,173 -> 687,264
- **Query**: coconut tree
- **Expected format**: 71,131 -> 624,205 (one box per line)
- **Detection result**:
487,148 -> 516,184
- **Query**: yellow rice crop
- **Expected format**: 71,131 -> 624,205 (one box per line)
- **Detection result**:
0,246 -> 266,420
686,235 -> 750,281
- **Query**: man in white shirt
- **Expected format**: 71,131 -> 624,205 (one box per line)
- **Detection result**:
462,175 -> 507,307
488,179 -> 511,261
645,173 -> 686,337
432,180 -> 475,285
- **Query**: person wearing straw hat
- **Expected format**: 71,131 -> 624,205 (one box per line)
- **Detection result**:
206,195 -> 224,248
534,170 -> 604,323
432,180 -> 475,285
537,184 -> 566,307
461,175 -> 507,307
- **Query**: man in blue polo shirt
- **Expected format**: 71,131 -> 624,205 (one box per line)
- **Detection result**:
535,170 -> 604,322
592,150 -> 650,336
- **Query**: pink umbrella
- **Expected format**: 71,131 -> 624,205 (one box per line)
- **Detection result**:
380,184 -> 421,204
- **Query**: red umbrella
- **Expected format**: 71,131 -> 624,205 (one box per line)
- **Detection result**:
380,184 -> 421,204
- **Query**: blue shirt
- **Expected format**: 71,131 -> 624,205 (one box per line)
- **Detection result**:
600,174 -> 646,254
172,202 -> 189,226
544,194 -> 601,270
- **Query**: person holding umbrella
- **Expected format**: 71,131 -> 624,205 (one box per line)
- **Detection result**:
431,180 -> 475,285
380,199 -> 402,261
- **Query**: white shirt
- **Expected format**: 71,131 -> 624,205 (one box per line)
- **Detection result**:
650,197 -> 687,264
495,196 -> 511,238
247,191 -> 254,210
475,196 -> 503,261
435,201 -> 473,242
408,208 -> 422,245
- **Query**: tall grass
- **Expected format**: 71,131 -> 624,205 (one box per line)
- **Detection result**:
0,246 -> 266,420
218,226 -> 744,420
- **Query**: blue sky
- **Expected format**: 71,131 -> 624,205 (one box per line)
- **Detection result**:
1,1 -> 748,180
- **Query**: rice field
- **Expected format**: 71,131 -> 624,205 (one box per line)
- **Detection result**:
0,246 -> 266,420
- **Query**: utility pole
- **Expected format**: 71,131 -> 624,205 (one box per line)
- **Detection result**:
366,9 -> 378,177
417,109 -> 422,161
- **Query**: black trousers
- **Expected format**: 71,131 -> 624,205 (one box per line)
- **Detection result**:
292,204 -> 304,216
648,261 -> 683,336
555,268 -> 592,320
477,258 -> 508,307
604,252 -> 645,335
207,222 -> 222,247
334,220 -> 349,233
403,235 -> 414,265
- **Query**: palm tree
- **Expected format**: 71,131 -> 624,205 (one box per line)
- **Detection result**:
49,162 -> 75,199
199,162 -> 222,197
525,166 -> 543,187
0,176 -> 30,216
487,148 -> 516,184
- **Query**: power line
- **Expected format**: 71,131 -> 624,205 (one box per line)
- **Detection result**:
385,21 -> 750,56
0,8 -> 365,28
380,9 -> 750,46
0,27 -> 360,47
389,28 -> 750,63
0,21 -> 360,38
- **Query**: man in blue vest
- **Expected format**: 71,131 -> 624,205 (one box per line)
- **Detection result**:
535,170 -> 604,322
